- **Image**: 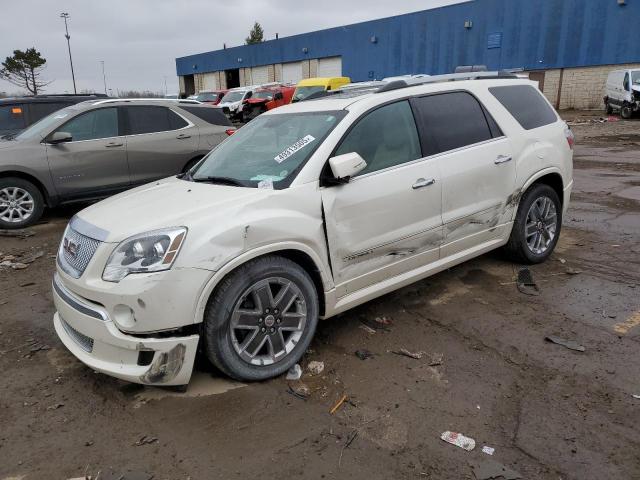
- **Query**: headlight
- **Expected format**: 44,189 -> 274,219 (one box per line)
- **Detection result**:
102,227 -> 187,282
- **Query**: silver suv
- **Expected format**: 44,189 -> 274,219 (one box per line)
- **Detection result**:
0,99 -> 232,228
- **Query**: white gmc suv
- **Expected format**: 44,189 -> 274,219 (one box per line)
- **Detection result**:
52,72 -> 574,386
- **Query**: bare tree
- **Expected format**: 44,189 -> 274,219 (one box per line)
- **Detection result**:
0,48 -> 51,95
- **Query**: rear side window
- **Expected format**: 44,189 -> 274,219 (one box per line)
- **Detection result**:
29,102 -> 70,123
411,91 -> 495,156
181,106 -> 231,126
0,104 -> 27,131
125,106 -> 188,135
335,100 -> 421,176
489,85 -> 557,130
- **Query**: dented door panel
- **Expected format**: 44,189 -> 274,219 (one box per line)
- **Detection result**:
321,158 -> 443,296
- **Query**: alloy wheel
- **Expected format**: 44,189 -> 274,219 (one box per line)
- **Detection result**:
230,277 -> 307,366
525,195 -> 557,255
0,187 -> 35,223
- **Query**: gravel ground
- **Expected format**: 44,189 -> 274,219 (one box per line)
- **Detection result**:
0,111 -> 639,480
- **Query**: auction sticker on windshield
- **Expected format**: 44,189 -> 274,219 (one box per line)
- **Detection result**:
274,135 -> 315,163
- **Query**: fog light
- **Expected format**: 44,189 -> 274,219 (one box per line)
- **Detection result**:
113,304 -> 135,329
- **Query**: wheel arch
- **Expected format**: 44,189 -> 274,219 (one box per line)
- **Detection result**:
182,155 -> 205,173
0,170 -> 54,207
521,169 -> 564,209
194,244 -> 332,324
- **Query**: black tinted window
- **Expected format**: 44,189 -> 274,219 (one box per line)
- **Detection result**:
335,100 -> 421,175
57,107 -> 118,141
0,104 -> 26,131
181,106 -> 231,126
412,92 -> 493,156
29,102 -> 70,123
489,85 -> 557,130
126,106 -> 186,135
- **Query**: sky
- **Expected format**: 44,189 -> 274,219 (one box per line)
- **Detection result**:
0,0 -> 467,96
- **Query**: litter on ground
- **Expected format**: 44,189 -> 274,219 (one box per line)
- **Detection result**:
545,335 -> 586,352
440,431 -> 476,451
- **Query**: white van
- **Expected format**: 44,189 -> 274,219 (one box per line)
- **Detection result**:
604,69 -> 640,119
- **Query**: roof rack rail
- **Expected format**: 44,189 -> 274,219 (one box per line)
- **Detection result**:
375,70 -> 519,93
92,98 -> 202,105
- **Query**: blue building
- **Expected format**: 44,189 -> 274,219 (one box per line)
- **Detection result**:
176,0 -> 640,109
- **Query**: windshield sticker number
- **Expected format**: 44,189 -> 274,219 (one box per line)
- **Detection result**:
274,135 -> 315,163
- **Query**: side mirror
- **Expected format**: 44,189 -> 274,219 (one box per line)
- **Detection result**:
274,92 -> 283,100
328,152 -> 367,182
49,131 -> 72,145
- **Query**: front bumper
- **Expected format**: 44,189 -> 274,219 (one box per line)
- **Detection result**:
52,273 -> 199,385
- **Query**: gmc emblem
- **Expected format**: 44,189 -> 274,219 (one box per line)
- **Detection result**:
63,237 -> 79,259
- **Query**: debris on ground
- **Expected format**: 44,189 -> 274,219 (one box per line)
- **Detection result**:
338,429 -> 358,467
355,349 -> 375,360
392,348 -> 426,360
46,403 -> 64,410
440,431 -> 476,451
632,394 -> 640,399
0,229 -> 35,238
558,258 -> 566,264
19,250 -> 44,264
360,316 -> 392,332
134,435 -> 158,446
285,363 -> 302,380
359,324 -> 377,334
307,360 -> 325,375
428,353 -> 444,366
0,260 -> 29,270
516,267 -> 540,296
482,445 -> 495,455
287,382 -> 311,400
329,394 -> 348,415
565,267 -> 583,275
545,335 -> 586,352
470,459 -> 523,480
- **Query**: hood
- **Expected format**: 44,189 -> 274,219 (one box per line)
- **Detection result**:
75,176 -> 266,243
633,85 -> 640,95
218,101 -> 241,108
246,98 -> 268,105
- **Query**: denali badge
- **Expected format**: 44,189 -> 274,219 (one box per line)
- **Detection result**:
63,237 -> 80,260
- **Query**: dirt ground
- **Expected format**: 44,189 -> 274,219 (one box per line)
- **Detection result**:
1,111 -> 639,480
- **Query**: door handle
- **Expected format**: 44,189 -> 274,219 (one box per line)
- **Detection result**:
176,133 -> 191,139
105,142 -> 123,148
412,178 -> 436,189
495,155 -> 512,164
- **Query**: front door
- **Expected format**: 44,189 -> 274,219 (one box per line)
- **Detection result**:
46,106 -> 129,199
411,91 -> 515,256
321,100 -> 443,296
123,105 -> 199,184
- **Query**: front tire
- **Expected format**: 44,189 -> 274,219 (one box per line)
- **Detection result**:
621,104 -> 633,119
0,177 -> 44,229
504,184 -> 562,264
203,255 -> 319,381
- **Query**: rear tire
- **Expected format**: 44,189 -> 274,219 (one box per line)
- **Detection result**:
203,255 -> 319,381
0,177 -> 44,229
503,184 -> 562,264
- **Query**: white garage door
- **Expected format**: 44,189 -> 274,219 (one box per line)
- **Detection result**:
282,62 -> 303,84
202,72 -> 217,90
250,65 -> 269,86
318,56 -> 342,77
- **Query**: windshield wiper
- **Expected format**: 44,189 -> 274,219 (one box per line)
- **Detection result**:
191,175 -> 246,187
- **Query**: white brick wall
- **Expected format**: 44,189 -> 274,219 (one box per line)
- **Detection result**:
528,63 -> 640,110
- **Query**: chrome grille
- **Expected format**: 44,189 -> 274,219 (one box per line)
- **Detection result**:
58,226 -> 101,278
61,317 -> 94,353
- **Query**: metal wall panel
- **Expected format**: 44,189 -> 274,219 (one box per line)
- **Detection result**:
177,0 -> 640,81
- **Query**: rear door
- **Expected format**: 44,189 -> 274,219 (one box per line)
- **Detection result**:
46,106 -> 129,198
411,91 -> 515,256
123,105 -> 199,184
321,100 -> 443,296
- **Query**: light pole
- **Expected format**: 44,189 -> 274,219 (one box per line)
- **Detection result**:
100,61 -> 107,94
163,76 -> 168,96
60,12 -> 77,94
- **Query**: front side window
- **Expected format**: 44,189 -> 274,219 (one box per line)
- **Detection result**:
192,111 -> 345,188
412,92 -> 494,156
55,107 -> 118,142
292,86 -> 325,103
623,73 -> 630,91
334,100 -> 421,176
126,106 -> 186,135
632,71 -> 640,86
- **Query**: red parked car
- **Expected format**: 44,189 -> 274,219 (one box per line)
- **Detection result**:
242,85 -> 295,121
191,90 -> 228,105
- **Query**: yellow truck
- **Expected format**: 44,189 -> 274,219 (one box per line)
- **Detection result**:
291,77 -> 351,103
